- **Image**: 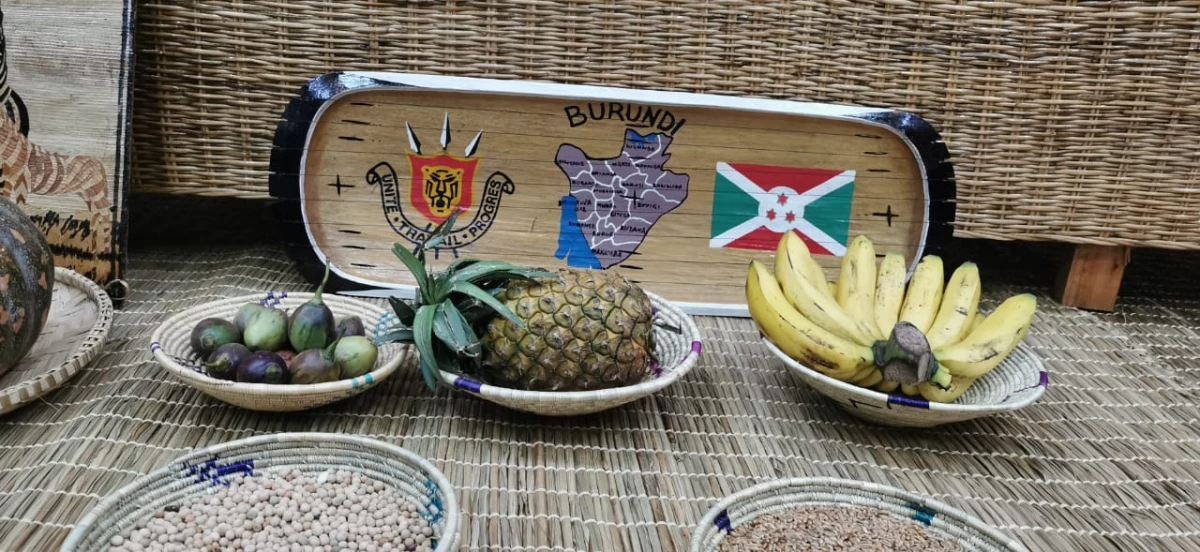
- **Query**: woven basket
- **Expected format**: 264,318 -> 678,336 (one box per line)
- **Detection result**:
134,1 -> 1200,249
60,432 -> 460,552
765,338 -> 1047,428
441,291 -> 703,417
0,267 -> 114,416
691,477 -> 1027,552
149,292 -> 412,412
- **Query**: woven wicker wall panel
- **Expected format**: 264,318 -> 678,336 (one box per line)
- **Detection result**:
132,1 -> 1200,248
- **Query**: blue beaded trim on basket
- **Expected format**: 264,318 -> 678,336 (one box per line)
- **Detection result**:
182,455 -> 255,487
713,510 -> 733,533
374,312 -> 398,338
423,478 -> 445,524
350,373 -> 376,389
909,503 -> 936,526
151,341 -> 203,373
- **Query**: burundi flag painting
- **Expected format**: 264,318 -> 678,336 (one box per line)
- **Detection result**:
709,162 -> 856,257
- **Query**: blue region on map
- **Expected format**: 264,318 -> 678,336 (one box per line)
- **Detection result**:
554,195 -> 603,269
552,129 -> 689,269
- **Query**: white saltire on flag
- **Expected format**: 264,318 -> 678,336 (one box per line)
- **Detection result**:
709,162 -> 856,256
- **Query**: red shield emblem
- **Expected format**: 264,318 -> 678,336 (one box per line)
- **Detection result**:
407,153 -> 478,223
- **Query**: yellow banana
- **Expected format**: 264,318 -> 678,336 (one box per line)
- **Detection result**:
873,252 -> 907,338
925,262 -> 982,350
835,235 -> 883,340
776,232 -> 835,299
917,370 -> 977,404
828,281 -> 838,298
746,261 -> 876,381
934,293 -> 1037,379
898,255 -> 944,333
967,312 -> 984,334
854,368 -> 884,387
874,380 -> 900,393
900,383 -> 921,396
775,233 -> 876,346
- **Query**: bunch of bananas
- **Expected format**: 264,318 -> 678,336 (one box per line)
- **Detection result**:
746,232 -> 1037,404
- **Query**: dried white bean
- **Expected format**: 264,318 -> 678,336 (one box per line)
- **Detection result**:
108,470 -> 435,552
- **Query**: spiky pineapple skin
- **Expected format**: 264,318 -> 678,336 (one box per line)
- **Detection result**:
479,267 -> 656,392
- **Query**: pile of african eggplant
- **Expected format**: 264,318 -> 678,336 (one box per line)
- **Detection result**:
189,266 -> 378,385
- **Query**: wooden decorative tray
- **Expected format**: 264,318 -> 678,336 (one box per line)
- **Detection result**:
270,73 -> 954,315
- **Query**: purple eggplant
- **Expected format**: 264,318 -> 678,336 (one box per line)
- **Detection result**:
333,336 -> 378,379
233,303 -> 267,334
288,263 -> 336,351
202,343 -> 252,381
190,318 -> 241,358
236,351 -> 290,384
244,308 -> 289,351
334,315 -> 366,338
287,347 -> 340,385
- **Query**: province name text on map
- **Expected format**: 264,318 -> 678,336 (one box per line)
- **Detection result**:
553,130 -> 690,269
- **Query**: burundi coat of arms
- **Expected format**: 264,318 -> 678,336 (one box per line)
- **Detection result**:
366,113 -> 514,257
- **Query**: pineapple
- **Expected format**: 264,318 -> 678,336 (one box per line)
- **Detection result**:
377,210 -> 660,393
480,267 -> 656,391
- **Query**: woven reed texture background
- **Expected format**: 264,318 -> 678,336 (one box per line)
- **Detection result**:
3,200 -> 1200,551
130,0 -> 1200,249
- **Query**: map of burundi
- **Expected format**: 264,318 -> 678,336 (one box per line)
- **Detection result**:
554,130 -> 690,269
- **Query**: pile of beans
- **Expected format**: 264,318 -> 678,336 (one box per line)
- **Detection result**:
718,504 -> 966,552
107,469 -> 438,552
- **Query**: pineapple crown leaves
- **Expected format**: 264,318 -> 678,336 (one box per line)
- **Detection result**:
377,208 -> 556,391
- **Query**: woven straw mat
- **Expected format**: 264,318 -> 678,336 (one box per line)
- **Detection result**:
2,240 -> 1200,551
133,0 -> 1200,249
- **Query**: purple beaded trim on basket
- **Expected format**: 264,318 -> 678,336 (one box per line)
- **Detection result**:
1000,370 -> 1050,403
258,291 -> 288,308
453,377 -> 483,393
888,394 -> 930,409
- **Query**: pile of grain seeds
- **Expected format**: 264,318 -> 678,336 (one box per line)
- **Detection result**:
106,469 -> 438,552
717,504 -> 967,551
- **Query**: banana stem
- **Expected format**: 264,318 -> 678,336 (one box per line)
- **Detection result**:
872,321 -> 938,385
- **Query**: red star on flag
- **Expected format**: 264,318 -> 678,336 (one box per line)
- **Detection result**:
778,193 -> 788,206
766,209 -> 776,220
785,211 -> 796,223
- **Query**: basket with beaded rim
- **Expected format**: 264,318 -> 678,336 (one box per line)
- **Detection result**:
764,336 -> 1047,428
60,432 -> 460,552
429,290 -> 703,417
149,291 -> 412,412
691,477 -> 1027,552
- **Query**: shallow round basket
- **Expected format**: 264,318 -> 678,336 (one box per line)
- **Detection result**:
0,267 -> 113,416
149,291 -> 412,412
765,337 -> 1047,428
691,477 -> 1027,552
439,291 -> 703,416
60,432 -> 460,552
